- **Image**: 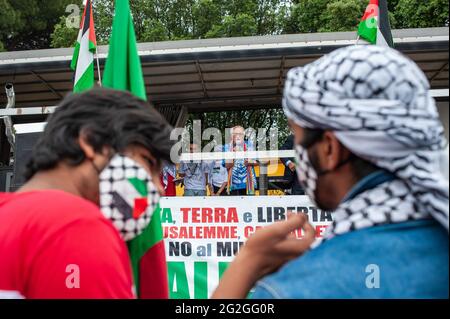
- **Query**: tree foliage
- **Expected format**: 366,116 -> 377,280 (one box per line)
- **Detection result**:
1,0 -> 447,143
393,0 -> 449,29
320,0 -> 368,32
186,108 -> 289,149
2,0 -> 447,51
283,0 -> 328,33
0,0 -> 76,51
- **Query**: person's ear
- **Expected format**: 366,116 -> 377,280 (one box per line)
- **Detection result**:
78,130 -> 111,170
78,131 -> 96,160
321,131 -> 347,171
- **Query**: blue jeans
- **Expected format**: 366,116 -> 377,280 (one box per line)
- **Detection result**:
184,189 -> 206,196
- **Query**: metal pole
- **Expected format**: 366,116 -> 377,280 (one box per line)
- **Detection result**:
92,0 -> 102,86
95,46 -> 102,85
3,83 -> 16,154
259,160 -> 268,195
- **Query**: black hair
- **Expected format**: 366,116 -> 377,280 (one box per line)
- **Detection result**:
302,128 -> 379,180
24,88 -> 174,181
301,128 -> 325,149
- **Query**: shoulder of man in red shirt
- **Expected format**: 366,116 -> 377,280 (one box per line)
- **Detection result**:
0,190 -> 135,299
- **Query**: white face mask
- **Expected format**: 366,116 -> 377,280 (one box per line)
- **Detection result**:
99,154 -> 160,241
295,144 -> 318,204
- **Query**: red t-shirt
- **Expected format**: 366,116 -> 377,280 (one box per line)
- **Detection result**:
0,190 -> 135,299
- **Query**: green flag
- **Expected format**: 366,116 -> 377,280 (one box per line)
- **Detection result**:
102,0 -> 147,100
102,0 -> 168,299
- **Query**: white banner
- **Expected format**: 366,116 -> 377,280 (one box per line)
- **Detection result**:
159,195 -> 332,299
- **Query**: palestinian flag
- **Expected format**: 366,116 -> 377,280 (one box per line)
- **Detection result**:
357,0 -> 394,47
102,0 -> 168,299
71,0 -> 97,93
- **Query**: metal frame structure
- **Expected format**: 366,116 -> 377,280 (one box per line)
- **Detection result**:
0,27 -> 448,192
0,27 -> 448,117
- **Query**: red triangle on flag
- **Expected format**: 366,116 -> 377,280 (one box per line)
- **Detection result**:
133,198 -> 148,219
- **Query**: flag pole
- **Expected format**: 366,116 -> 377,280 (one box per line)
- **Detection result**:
92,0 -> 102,86
95,47 -> 102,86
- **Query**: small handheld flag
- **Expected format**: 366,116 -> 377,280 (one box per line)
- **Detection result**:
71,0 -> 97,92
357,0 -> 394,47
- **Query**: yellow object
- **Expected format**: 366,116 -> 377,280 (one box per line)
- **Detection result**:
254,159 -> 286,177
175,160 -> 286,196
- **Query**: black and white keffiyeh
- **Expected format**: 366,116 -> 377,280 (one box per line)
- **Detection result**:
99,154 -> 160,241
282,45 -> 449,240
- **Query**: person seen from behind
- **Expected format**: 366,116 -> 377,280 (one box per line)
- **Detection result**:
212,45 -> 449,299
0,88 -> 174,299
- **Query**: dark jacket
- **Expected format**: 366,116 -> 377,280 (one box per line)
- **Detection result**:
280,135 -> 303,195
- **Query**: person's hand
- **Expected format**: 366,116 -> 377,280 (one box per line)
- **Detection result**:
288,162 -> 296,172
225,161 -> 234,170
239,213 -> 314,278
245,159 -> 257,167
212,213 -> 315,298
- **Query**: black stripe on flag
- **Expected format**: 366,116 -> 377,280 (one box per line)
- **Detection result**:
82,0 -> 91,36
379,0 -> 394,47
